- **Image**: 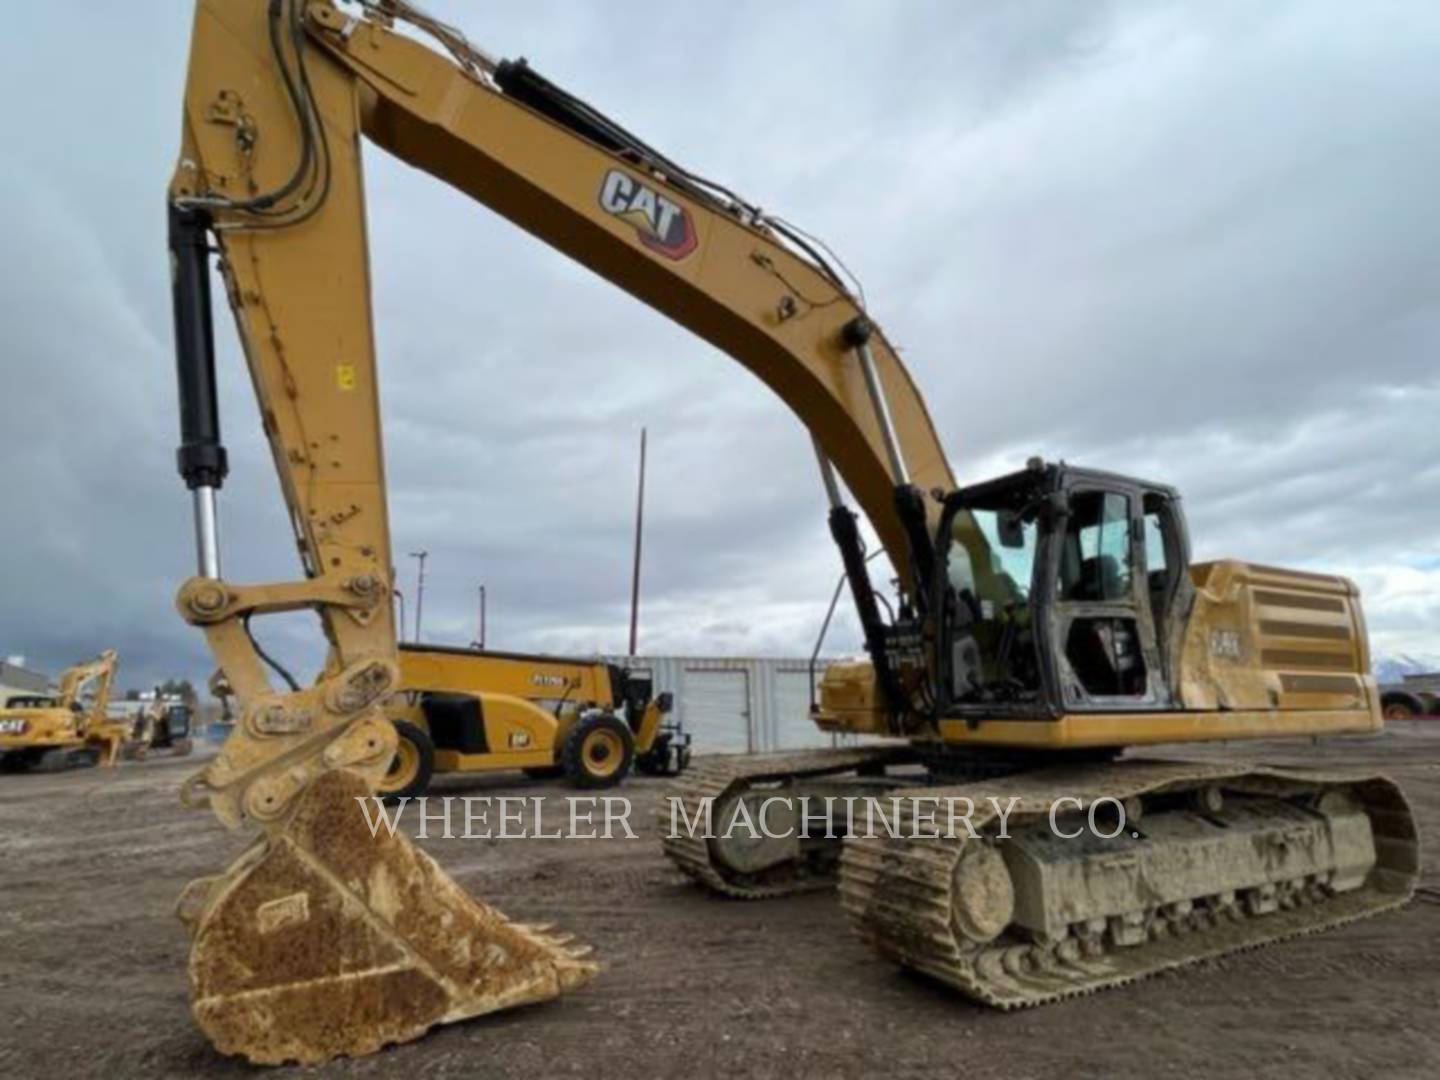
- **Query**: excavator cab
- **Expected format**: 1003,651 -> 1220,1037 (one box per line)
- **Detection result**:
934,460 -> 1193,719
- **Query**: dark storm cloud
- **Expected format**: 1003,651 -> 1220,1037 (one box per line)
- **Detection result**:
1,0 -> 1436,692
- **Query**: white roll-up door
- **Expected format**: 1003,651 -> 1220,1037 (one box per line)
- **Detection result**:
682,669 -> 751,753
774,669 -> 830,750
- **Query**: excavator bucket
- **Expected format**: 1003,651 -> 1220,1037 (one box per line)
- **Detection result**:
177,771 -> 597,1065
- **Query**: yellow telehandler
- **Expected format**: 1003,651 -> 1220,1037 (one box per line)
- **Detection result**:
379,643 -> 688,797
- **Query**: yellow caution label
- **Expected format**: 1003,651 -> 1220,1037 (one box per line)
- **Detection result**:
336,363 -> 356,391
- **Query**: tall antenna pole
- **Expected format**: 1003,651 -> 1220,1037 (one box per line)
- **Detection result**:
408,550 -> 429,642
478,584 -> 487,649
627,427 -> 647,657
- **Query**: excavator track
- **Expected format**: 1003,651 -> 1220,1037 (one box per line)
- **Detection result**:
35,746 -> 102,772
661,747 -> 914,899
840,759 -> 1419,1009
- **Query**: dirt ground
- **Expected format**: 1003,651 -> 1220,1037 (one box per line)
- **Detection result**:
2,726 -> 1438,1080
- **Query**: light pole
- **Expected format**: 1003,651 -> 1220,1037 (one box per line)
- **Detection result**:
628,427 -> 647,657
476,584 -> 487,649
408,550 -> 429,642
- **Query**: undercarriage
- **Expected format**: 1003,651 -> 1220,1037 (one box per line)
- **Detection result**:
661,747 -> 1418,1006
0,745 -> 103,772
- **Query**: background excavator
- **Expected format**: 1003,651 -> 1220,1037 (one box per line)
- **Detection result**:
0,650 -> 129,770
166,0 -> 1418,1064
116,691 -> 196,761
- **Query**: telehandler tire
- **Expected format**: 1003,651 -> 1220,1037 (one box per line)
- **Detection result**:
1382,691 -> 1427,720
561,712 -> 634,789
379,721 -> 434,801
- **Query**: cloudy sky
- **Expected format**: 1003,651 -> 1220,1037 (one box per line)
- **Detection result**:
1,0 -> 1437,692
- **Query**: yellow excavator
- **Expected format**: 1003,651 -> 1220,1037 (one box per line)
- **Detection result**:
0,650 -> 129,770
166,0 -> 1417,1064
119,693 -> 197,760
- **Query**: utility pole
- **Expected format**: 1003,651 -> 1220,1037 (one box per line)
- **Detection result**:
477,584 -> 487,649
408,550 -> 429,642
628,427 -> 647,657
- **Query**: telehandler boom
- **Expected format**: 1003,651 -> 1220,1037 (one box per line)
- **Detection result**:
167,0 -> 1417,1063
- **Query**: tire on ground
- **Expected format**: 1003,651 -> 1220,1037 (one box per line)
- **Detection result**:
379,720 -> 434,801
561,711 -> 635,789
1381,691 -> 1427,721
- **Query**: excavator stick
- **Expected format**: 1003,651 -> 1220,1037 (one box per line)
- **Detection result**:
168,1 -> 599,1061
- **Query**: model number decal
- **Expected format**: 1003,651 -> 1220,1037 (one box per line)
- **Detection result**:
599,169 -> 697,260
1210,629 -> 1242,660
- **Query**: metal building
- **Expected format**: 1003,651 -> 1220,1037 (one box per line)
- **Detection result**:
1400,672 -> 1440,693
609,655 -> 855,754
0,657 -> 50,704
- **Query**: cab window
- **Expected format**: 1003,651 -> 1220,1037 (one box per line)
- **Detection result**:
970,510 -> 1037,605
1144,511 -> 1168,572
1060,491 -> 1133,602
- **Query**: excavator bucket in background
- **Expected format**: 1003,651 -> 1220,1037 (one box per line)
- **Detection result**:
178,771 -> 597,1065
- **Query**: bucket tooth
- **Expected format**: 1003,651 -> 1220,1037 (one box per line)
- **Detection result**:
184,771 -> 597,1065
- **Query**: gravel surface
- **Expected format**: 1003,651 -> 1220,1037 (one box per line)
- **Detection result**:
2,724 -> 1437,1079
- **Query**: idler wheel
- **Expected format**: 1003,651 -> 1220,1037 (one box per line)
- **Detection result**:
950,843 -> 1014,944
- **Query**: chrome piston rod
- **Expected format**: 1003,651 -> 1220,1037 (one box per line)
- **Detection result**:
844,318 -> 910,486
192,486 -> 222,579
812,435 -> 844,510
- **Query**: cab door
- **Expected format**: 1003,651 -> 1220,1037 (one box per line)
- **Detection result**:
1047,483 -> 1169,711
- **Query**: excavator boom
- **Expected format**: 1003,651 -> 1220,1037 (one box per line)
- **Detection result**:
168,0 -> 949,1063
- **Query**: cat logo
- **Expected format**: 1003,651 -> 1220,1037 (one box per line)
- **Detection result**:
598,168 -> 697,260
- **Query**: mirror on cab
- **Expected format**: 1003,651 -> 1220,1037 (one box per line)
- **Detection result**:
997,510 -> 1025,548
